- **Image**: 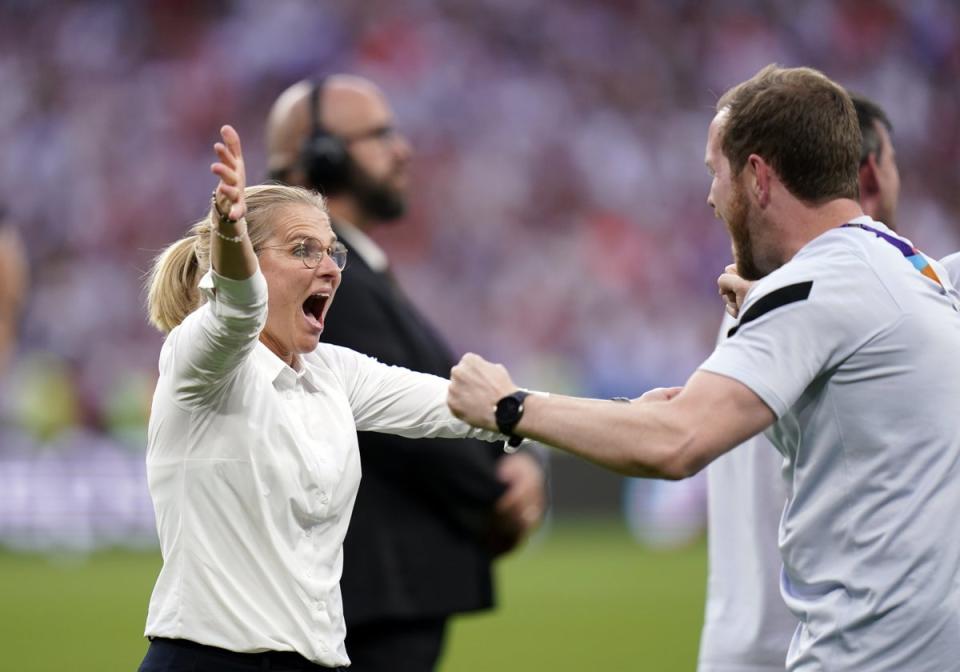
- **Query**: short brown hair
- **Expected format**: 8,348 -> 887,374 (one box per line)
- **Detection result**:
716,64 -> 861,204
850,92 -> 893,165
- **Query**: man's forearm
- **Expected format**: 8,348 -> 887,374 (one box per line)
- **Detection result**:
448,356 -> 775,481
512,394 -> 700,479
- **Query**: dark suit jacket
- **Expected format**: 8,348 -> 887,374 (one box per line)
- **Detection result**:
322,226 -> 507,625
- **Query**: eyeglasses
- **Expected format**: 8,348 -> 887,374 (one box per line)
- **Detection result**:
259,238 -> 348,270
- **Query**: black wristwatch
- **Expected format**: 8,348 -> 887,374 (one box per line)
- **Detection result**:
495,390 -> 531,448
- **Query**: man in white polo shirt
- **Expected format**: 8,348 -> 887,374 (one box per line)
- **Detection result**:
697,92 -> 907,672
446,64 -> 960,671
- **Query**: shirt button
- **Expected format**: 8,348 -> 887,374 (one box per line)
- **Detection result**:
317,600 -> 326,611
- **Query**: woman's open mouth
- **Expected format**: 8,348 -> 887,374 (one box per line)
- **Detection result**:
302,293 -> 330,332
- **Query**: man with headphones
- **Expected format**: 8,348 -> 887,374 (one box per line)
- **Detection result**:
265,75 -> 547,672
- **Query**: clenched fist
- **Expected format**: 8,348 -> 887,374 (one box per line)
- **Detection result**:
447,353 -> 517,432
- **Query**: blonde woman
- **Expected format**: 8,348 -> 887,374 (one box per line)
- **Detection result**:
138,126 -> 501,671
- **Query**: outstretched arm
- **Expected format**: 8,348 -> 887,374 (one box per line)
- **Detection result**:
447,353 -> 774,480
210,125 -> 258,281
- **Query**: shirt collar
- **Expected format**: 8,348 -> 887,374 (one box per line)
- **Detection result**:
845,215 -> 918,246
847,214 -> 879,228
252,342 -> 321,391
333,219 -> 389,272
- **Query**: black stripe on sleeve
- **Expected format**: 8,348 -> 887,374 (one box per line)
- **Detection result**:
727,281 -> 814,338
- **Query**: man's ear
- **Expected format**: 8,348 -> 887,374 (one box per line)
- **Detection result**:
859,155 -> 880,198
747,154 -> 771,208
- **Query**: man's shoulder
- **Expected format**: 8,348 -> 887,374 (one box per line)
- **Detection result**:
940,251 -> 960,269
727,235 -> 891,342
742,244 -> 857,313
940,251 -> 960,288
791,227 -> 876,275
748,230 -> 888,309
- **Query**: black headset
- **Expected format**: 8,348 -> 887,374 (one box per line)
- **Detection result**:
299,78 -> 351,194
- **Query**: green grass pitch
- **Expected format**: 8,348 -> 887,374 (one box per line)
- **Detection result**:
0,519 -> 706,671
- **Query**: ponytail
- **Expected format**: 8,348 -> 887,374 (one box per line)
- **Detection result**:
146,231 -> 206,334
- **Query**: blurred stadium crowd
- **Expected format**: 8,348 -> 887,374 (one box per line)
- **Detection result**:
1,0 -> 958,548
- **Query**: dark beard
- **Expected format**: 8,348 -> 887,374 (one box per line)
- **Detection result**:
727,181 -> 765,281
348,163 -> 407,222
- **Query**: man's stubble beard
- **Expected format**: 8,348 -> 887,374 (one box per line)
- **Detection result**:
727,180 -> 766,281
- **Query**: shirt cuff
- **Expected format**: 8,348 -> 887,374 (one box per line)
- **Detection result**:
198,269 -> 268,319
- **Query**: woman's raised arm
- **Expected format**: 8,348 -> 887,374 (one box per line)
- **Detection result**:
210,124 -> 258,280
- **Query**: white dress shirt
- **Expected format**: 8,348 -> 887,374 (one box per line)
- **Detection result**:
143,268 -> 499,667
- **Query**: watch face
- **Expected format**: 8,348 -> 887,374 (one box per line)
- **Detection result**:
495,396 -> 522,426
496,397 -> 521,425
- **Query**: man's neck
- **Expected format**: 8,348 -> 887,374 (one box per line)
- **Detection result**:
777,197 -> 864,263
326,197 -> 373,234
325,205 -> 390,272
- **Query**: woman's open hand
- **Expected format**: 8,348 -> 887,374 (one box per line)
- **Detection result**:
211,125 -> 247,222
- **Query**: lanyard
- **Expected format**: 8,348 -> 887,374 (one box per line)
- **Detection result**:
841,222 -> 945,291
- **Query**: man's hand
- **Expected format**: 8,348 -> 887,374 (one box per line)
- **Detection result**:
496,453 -> 545,529
448,353 -> 517,432
717,263 -> 754,318
493,452 -> 546,543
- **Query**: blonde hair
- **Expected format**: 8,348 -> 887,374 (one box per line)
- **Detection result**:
146,184 -> 327,333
